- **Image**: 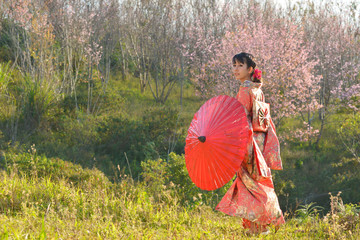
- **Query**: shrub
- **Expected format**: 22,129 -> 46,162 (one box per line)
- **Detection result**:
166,152 -> 233,208
295,202 -> 323,223
141,158 -> 168,199
0,64 -> 59,143
322,192 -> 360,238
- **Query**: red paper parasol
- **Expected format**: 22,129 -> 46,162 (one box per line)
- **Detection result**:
185,95 -> 252,191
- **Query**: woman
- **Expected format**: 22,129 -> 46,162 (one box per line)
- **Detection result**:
215,52 -> 285,234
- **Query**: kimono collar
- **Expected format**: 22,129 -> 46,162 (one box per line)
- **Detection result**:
240,80 -> 262,89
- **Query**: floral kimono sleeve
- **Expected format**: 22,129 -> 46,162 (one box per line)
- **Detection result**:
263,119 -> 283,170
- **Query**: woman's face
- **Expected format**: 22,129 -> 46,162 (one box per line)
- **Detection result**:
232,60 -> 253,83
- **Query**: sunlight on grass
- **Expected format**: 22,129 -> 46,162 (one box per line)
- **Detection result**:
0,151 -> 359,239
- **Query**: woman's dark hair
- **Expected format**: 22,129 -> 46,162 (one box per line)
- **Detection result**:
232,52 -> 261,83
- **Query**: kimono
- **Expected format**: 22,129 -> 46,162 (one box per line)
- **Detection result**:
215,80 -> 285,228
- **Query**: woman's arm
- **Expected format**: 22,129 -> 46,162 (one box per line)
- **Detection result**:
236,87 -> 253,115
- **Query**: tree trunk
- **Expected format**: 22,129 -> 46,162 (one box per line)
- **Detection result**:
180,55 -> 184,108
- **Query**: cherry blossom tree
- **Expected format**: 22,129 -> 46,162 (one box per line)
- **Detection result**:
44,0 -> 119,113
187,9 -> 321,130
183,0 -> 360,145
288,1 -> 360,145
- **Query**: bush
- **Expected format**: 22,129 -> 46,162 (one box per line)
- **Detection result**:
95,106 -> 180,178
141,158 -> 168,201
0,146 -> 109,187
0,64 -> 59,143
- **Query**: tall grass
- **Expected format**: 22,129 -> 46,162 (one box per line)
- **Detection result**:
0,150 -> 359,239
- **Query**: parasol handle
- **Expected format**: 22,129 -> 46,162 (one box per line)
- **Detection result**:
198,136 -> 206,143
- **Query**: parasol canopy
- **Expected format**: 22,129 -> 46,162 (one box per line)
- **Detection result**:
185,95 -> 252,191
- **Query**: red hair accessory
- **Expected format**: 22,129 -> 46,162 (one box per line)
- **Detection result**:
253,69 -> 262,80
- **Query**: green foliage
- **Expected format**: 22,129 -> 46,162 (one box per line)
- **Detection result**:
34,113 -> 99,164
166,152 -> 201,205
0,64 -> 59,143
330,158 -> 360,206
0,67 -> 200,183
141,158 -> 168,199
18,75 -> 57,130
337,112 -> 360,161
95,106 -> 180,178
141,153 -> 233,208
0,62 -> 11,90
96,116 -> 157,177
274,112 -> 360,212
142,106 -> 179,155
0,20 -> 18,62
0,147 -> 109,187
295,202 -> 323,223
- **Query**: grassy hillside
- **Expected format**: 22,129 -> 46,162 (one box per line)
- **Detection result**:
0,151 -> 359,239
0,69 -> 359,238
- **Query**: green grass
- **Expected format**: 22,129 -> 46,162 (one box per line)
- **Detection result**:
0,151 -> 359,239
